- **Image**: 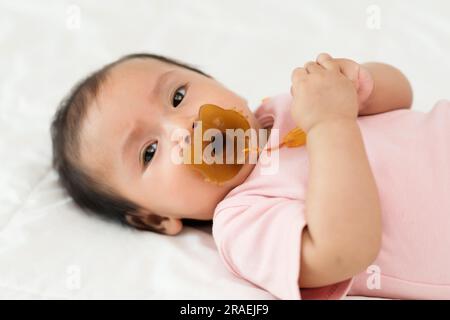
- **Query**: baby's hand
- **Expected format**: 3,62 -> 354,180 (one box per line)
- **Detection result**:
290,58 -> 359,133
316,53 -> 374,105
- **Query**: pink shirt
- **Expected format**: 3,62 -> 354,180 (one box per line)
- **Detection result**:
212,93 -> 450,299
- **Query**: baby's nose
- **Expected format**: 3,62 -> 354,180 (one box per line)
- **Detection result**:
181,132 -> 191,144
166,114 -> 197,143
174,127 -> 192,146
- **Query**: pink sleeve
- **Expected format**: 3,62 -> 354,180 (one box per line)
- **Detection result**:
212,197 -> 353,300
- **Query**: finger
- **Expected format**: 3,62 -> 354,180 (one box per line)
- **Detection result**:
316,53 -> 340,72
356,65 -> 374,102
304,61 -> 324,74
291,67 -> 308,83
317,59 -> 341,72
316,52 -> 333,64
334,58 -> 360,82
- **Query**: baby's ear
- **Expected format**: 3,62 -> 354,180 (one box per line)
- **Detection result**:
125,213 -> 183,235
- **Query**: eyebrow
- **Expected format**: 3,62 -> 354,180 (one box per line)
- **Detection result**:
119,70 -> 175,170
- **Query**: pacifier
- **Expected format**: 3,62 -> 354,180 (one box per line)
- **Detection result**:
183,104 -> 251,185
183,103 -> 307,185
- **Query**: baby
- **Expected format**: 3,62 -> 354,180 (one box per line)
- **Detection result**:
51,52 -> 450,299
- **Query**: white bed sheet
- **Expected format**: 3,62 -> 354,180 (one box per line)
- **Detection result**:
1,0 -> 449,299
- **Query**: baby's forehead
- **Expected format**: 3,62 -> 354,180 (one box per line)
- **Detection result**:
107,58 -> 174,82
96,58 -> 178,102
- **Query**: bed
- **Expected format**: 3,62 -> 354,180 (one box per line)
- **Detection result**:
1,0 -> 449,299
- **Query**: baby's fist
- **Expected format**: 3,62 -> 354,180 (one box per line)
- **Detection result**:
290,61 -> 359,133
316,53 -> 374,106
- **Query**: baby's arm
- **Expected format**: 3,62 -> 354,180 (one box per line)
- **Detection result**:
359,62 -> 413,116
290,57 -> 382,289
299,119 -> 382,288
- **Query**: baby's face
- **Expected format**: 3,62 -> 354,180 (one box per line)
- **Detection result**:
79,58 -> 261,233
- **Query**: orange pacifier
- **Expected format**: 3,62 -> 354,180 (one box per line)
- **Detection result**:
183,104 -> 251,185
183,103 -> 307,185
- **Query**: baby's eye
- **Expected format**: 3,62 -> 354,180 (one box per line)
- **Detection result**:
172,86 -> 186,108
142,141 -> 158,167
